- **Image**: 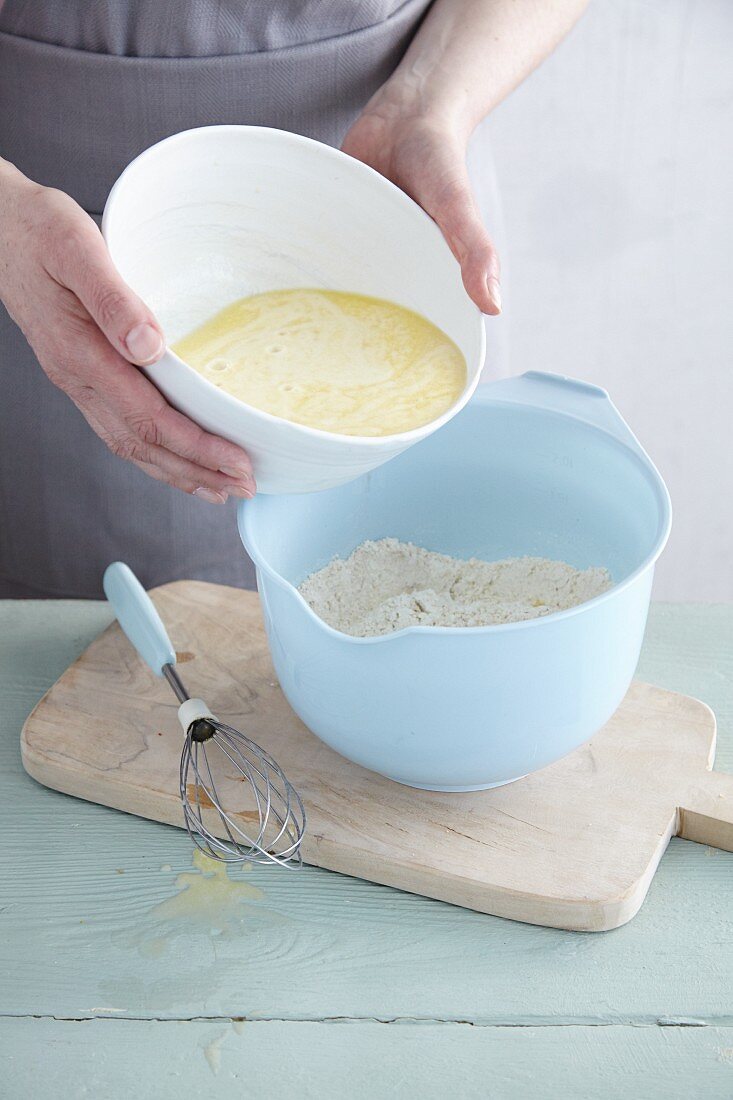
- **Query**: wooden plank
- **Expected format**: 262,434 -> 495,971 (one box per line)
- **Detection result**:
18,582 -> 733,932
2,1018 -> 733,1100
0,602 -> 731,1026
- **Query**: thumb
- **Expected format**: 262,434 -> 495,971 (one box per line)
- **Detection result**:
422,169 -> 502,316
49,213 -> 165,366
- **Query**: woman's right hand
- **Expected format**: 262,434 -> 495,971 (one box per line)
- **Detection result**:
0,161 -> 255,502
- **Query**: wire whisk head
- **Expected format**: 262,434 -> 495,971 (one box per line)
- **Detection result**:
179,718 -> 306,868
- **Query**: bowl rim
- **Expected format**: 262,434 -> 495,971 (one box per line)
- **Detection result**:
238,386 -> 673,645
102,123 -> 486,447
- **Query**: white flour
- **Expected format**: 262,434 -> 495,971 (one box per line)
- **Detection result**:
298,538 -> 612,637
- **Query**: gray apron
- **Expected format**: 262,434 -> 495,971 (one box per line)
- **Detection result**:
0,0 -> 504,598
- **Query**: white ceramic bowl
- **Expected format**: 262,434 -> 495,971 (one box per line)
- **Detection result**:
102,125 -> 486,494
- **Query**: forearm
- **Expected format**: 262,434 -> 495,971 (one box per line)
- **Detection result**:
376,0 -> 589,138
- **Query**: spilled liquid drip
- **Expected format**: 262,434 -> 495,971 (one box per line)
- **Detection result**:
150,848 -> 265,934
111,849 -> 268,963
173,288 -> 467,436
104,853 -> 286,1014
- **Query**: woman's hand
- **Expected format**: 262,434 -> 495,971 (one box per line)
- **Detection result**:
343,0 -> 589,317
0,161 -> 254,502
342,91 -> 501,316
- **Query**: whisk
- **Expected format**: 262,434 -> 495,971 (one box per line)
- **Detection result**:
102,562 -> 305,867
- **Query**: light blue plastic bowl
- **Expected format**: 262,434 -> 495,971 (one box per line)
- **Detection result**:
238,372 -> 671,791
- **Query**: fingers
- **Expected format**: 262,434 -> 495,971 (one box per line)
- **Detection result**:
34,317 -> 255,499
130,450 -> 249,502
43,196 -> 166,367
99,354 -> 255,485
79,389 -> 255,501
134,461 -> 230,502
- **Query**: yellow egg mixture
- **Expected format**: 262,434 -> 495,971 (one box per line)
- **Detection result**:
173,288 -> 466,436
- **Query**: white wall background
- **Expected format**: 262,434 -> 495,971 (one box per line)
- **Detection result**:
485,0 -> 732,601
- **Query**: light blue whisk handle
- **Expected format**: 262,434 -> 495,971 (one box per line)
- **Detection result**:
102,562 -> 176,677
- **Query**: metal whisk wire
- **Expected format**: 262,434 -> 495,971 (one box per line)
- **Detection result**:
103,561 -> 306,869
178,714 -> 306,867
166,662 -> 305,866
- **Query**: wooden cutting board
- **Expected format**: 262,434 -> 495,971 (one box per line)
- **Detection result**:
21,581 -> 733,932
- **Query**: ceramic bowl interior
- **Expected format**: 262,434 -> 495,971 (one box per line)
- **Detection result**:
104,125 -> 485,434
243,393 -> 669,617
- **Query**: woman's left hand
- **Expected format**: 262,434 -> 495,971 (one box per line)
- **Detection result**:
342,93 -> 501,316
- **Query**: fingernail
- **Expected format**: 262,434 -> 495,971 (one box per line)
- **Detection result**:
193,487 -> 228,504
226,483 -> 255,500
486,276 -> 502,313
125,323 -> 165,365
220,464 -> 254,484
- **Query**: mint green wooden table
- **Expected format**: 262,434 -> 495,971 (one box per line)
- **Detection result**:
1,601 -> 732,1099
